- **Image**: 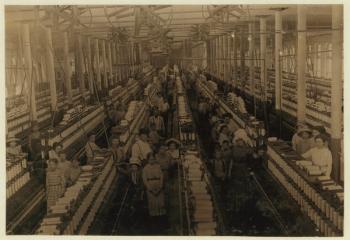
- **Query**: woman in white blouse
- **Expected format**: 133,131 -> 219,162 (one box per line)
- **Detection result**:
302,135 -> 332,178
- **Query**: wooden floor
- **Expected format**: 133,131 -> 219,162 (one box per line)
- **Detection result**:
189,84 -> 320,236
87,166 -> 182,235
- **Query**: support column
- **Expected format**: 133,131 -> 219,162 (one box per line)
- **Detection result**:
210,39 -> 213,74
233,31 -> 238,87
220,35 -> 223,79
275,10 -> 282,110
330,5 -> 343,182
240,26 -> 245,87
107,41 -> 113,86
116,43 -> 120,83
45,27 -> 57,112
218,36 -> 221,78
112,41 -> 116,68
94,39 -> 102,91
226,36 -> 231,84
87,37 -> 94,96
260,18 -> 267,101
77,34 -> 85,98
296,6 -> 307,122
215,37 -> 218,76
63,32 -> 73,105
249,22 -> 255,96
22,24 -> 37,121
321,42 -> 327,78
101,40 -> 108,89
222,35 -> 226,81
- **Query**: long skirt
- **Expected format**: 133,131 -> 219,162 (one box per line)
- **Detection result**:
146,190 -> 166,217
47,183 -> 63,211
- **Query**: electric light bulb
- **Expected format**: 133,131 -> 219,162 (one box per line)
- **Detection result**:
231,32 -> 235,38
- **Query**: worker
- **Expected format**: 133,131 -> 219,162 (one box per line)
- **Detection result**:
218,124 -> 231,147
233,128 -> 254,147
57,151 -> 71,186
223,113 -> 238,135
220,140 -> 233,180
114,101 -> 126,125
291,121 -> 307,151
211,120 -> 224,143
29,123 -> 45,181
165,138 -> 180,178
49,142 -> 63,161
294,127 -> 312,155
236,95 -> 247,114
149,122 -> 163,151
131,128 -> 152,167
110,136 -> 125,166
151,92 -> 164,111
210,108 -> 221,125
156,145 -> 171,182
67,158 -> 81,186
46,158 -> 65,211
149,109 -> 165,136
85,134 -> 106,164
214,144 -> 226,182
28,123 -> 42,162
198,96 -> 208,115
142,152 -> 166,231
302,134 -> 332,178
310,125 -> 328,148
230,138 -> 253,175
6,133 -> 23,158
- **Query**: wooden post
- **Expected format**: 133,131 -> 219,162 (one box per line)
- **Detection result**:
111,41 -> 116,83
227,36 -> 231,84
101,40 -> 108,89
222,36 -> 226,81
240,26 -> 245,88
275,10 -> 282,111
94,39 -> 102,91
115,42 -> 120,83
87,37 -> 94,96
330,5 -> 343,182
45,27 -> 58,112
63,32 -> 73,104
260,18 -> 267,101
249,22 -> 255,96
233,31 -> 238,87
77,34 -> 85,98
213,37 -> 217,76
107,41 -> 113,86
296,5 -> 307,122
22,24 -> 37,121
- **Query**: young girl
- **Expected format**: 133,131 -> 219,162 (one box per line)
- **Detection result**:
46,159 -> 65,211
142,152 -> 167,231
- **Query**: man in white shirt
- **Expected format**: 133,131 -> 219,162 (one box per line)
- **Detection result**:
302,134 -> 332,178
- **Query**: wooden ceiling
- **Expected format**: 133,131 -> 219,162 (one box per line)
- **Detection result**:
5,5 -> 336,49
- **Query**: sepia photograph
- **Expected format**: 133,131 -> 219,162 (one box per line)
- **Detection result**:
2,2 -> 346,238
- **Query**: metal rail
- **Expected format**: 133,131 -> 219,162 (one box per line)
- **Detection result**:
6,188 -> 45,234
